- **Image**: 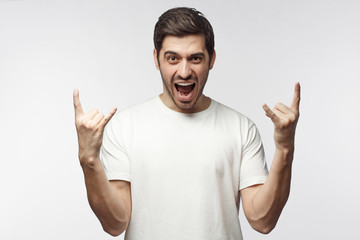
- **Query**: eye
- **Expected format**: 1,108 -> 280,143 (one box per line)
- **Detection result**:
191,56 -> 202,63
167,56 -> 178,63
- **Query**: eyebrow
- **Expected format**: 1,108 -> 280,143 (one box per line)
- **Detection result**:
190,52 -> 206,58
163,51 -> 206,58
164,51 -> 178,56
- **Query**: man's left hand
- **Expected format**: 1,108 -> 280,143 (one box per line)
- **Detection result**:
262,82 -> 301,151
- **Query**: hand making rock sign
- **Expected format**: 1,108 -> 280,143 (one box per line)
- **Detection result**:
73,89 -> 117,165
263,82 -> 301,151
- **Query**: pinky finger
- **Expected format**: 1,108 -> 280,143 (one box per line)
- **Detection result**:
99,107 -> 117,128
263,104 -> 279,124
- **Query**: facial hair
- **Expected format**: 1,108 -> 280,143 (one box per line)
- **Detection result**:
159,69 -> 209,112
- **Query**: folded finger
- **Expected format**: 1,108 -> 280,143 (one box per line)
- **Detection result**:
85,109 -> 99,121
274,102 -> 291,114
92,112 -> 105,126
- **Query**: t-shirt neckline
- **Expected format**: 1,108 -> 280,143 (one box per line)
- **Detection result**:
155,95 -> 216,118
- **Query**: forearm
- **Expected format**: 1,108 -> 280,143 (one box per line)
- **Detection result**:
81,156 -> 130,236
247,147 -> 294,233
244,82 -> 300,233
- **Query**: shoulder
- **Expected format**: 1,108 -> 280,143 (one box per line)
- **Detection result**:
104,97 -> 159,141
113,97 -> 158,120
212,99 -> 256,129
105,97 -> 158,132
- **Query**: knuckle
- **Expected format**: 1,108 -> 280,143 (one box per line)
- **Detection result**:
278,119 -> 290,128
96,126 -> 104,133
87,109 -> 99,116
278,120 -> 290,129
289,111 -> 299,121
288,114 -> 296,122
84,121 -> 94,129
76,119 -> 85,128
278,125 -> 286,130
269,112 -> 276,119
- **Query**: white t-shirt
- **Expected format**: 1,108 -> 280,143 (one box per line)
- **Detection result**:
101,96 -> 268,240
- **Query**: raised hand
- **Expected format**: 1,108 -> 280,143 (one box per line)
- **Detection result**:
262,83 -> 301,150
73,89 -> 117,165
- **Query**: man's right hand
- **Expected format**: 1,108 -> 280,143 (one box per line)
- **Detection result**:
73,89 -> 117,166
73,90 -> 131,236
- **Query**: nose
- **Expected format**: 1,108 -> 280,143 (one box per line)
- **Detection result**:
178,60 -> 192,79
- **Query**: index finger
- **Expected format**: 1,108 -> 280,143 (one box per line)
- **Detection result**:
290,82 -> 301,111
73,89 -> 84,116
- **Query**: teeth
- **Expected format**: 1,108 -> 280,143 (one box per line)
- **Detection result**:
176,82 -> 193,86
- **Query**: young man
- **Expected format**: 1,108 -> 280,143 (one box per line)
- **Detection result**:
73,7 -> 300,240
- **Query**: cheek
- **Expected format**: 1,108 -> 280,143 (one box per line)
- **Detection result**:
195,67 -> 209,81
160,67 -> 176,85
161,64 -> 175,75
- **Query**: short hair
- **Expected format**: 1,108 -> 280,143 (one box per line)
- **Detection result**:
153,7 -> 215,60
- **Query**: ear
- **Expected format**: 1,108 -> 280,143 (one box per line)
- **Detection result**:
153,49 -> 160,70
209,49 -> 216,70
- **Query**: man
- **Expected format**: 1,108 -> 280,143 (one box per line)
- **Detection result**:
73,7 -> 300,240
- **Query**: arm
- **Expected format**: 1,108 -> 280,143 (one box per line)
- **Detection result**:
73,89 -> 131,236
240,83 -> 301,234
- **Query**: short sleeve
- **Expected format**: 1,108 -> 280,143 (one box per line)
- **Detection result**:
100,113 -> 131,182
239,122 -> 268,190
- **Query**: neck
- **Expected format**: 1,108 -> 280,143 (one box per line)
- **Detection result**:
159,94 -> 211,114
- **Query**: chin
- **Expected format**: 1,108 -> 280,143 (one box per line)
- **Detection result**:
173,95 -> 200,112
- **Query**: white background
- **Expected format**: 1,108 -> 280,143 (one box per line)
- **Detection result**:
1,0 -> 359,239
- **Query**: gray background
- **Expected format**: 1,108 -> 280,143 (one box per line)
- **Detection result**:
1,0 -> 359,239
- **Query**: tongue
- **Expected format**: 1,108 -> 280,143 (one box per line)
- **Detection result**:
177,85 -> 193,93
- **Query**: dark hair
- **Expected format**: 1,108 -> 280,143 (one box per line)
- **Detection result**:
154,7 -> 215,60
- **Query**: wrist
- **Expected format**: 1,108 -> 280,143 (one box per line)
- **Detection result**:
274,138 -> 294,152
275,144 -> 294,153
274,146 -> 294,166
79,153 -> 101,169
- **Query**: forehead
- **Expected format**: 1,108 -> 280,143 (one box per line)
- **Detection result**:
160,34 -> 207,55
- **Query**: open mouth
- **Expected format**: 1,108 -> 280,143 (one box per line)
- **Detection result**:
175,82 -> 196,100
